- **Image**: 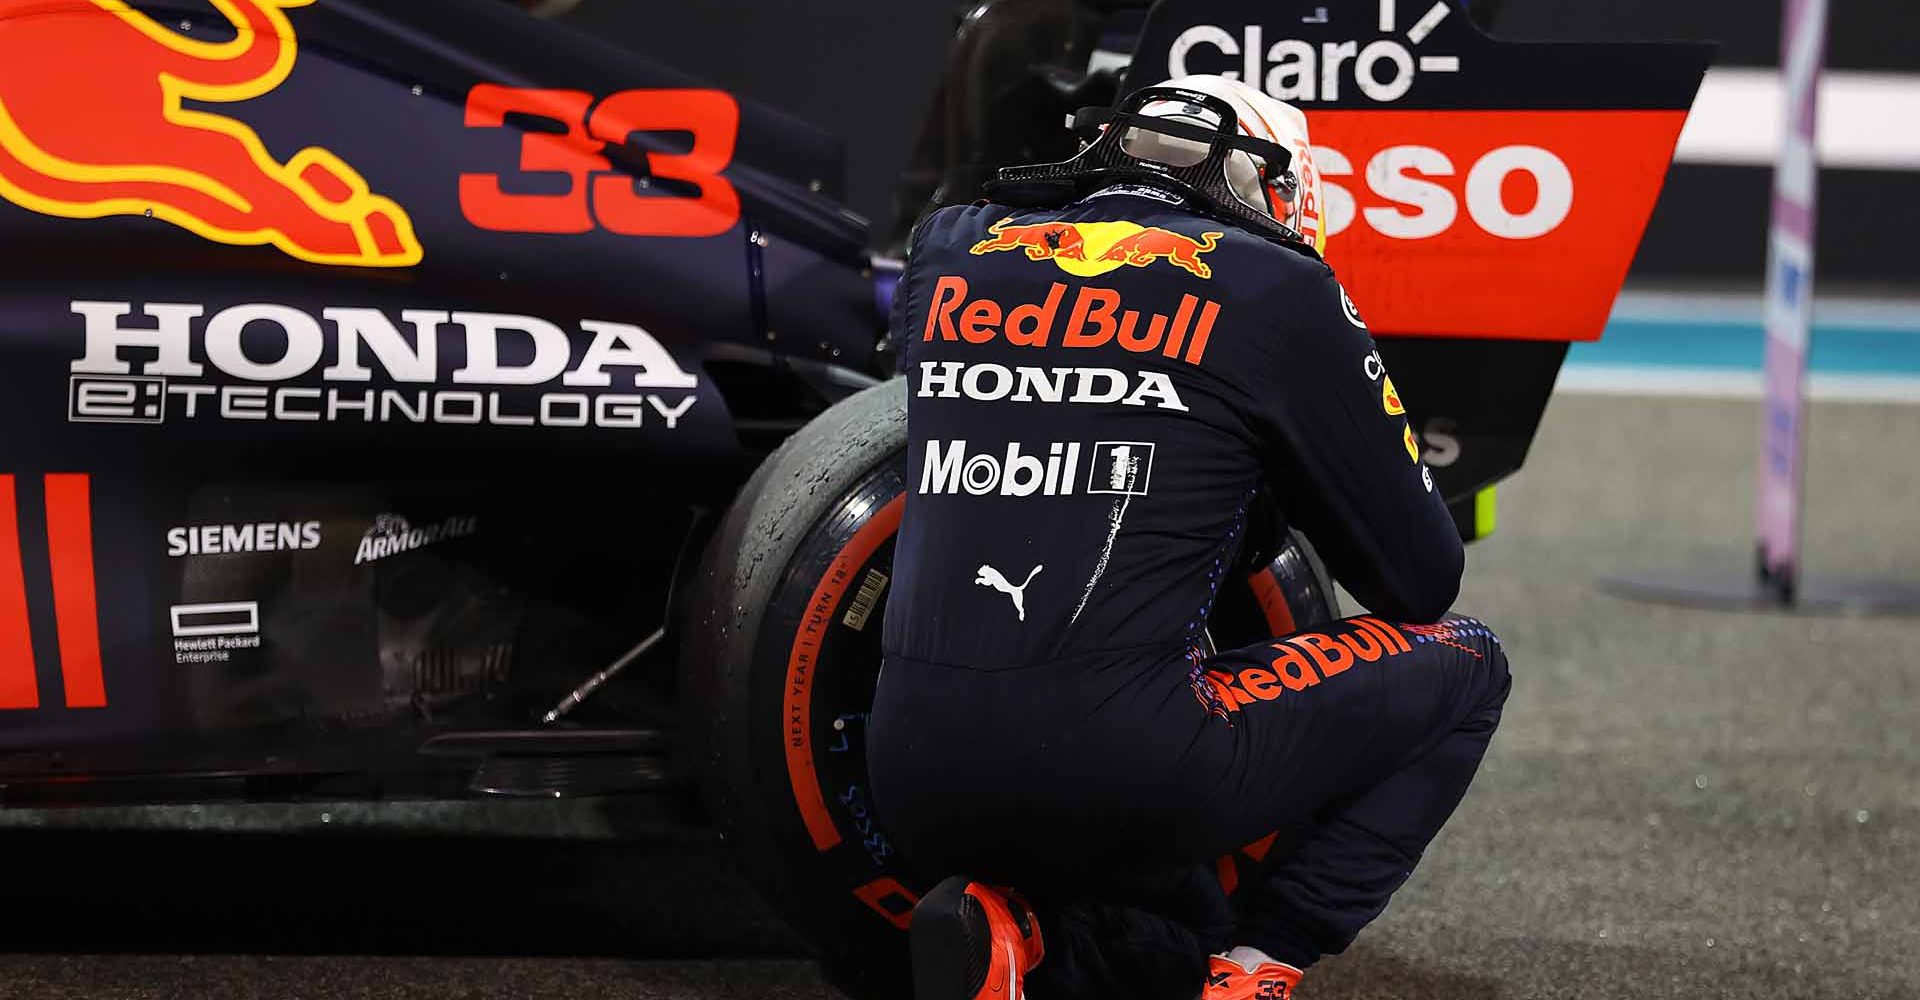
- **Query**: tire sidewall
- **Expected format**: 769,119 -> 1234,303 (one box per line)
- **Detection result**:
681,379 -> 919,993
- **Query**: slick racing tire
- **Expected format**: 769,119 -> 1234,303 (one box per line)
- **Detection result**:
681,376 -> 1340,999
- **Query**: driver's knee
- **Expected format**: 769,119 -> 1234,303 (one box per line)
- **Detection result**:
1394,613 -> 1510,714
1441,613 -> 1510,716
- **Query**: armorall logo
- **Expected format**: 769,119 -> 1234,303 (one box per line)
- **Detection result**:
971,218 -> 1223,280
0,0 -> 422,267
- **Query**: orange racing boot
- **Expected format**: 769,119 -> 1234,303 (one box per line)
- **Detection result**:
1201,950 -> 1305,1000
910,876 -> 1046,1000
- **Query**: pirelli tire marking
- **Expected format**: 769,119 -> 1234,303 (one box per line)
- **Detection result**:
777,490 -> 923,932
782,493 -> 904,851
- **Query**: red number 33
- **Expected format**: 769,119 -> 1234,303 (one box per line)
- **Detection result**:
459,85 -> 741,238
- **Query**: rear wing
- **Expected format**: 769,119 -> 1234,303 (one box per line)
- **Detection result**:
894,0 -> 1712,538
1121,0 -> 1712,536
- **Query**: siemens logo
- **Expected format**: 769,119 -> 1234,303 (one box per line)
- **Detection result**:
167,521 -> 321,557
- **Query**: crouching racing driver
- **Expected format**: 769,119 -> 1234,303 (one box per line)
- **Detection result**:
869,75 -> 1511,1000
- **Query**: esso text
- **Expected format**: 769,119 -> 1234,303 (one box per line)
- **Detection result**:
1314,143 -> 1573,241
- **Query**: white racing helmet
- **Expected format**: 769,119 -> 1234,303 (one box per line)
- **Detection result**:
1121,75 -> 1325,254
986,79 -> 1323,251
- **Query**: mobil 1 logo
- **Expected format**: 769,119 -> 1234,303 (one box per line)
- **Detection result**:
1089,442 -> 1153,496
919,440 -> 1155,498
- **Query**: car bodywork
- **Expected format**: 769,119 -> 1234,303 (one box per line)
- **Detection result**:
0,0 -> 882,795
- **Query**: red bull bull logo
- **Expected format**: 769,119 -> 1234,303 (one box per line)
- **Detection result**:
0,0 -> 421,267
969,218 -> 1090,263
970,217 -> 1223,280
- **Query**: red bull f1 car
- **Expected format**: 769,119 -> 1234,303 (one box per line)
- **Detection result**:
0,0 -> 1707,992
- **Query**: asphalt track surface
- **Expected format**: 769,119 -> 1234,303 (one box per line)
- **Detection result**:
3,392 -> 1918,1000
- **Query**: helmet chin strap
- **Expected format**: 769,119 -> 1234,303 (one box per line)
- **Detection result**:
983,87 -> 1321,258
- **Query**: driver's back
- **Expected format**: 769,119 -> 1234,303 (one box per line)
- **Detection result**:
881,190 -> 1461,673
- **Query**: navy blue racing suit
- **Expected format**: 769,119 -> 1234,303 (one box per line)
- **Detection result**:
868,188 -> 1510,1000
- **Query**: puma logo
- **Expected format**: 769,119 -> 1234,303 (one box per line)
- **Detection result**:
975,563 -> 1042,621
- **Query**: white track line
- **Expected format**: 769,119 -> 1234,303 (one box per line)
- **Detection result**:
1675,68 -> 1920,171
1556,365 -> 1920,404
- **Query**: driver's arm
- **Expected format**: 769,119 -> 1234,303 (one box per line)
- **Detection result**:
1239,262 -> 1464,624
